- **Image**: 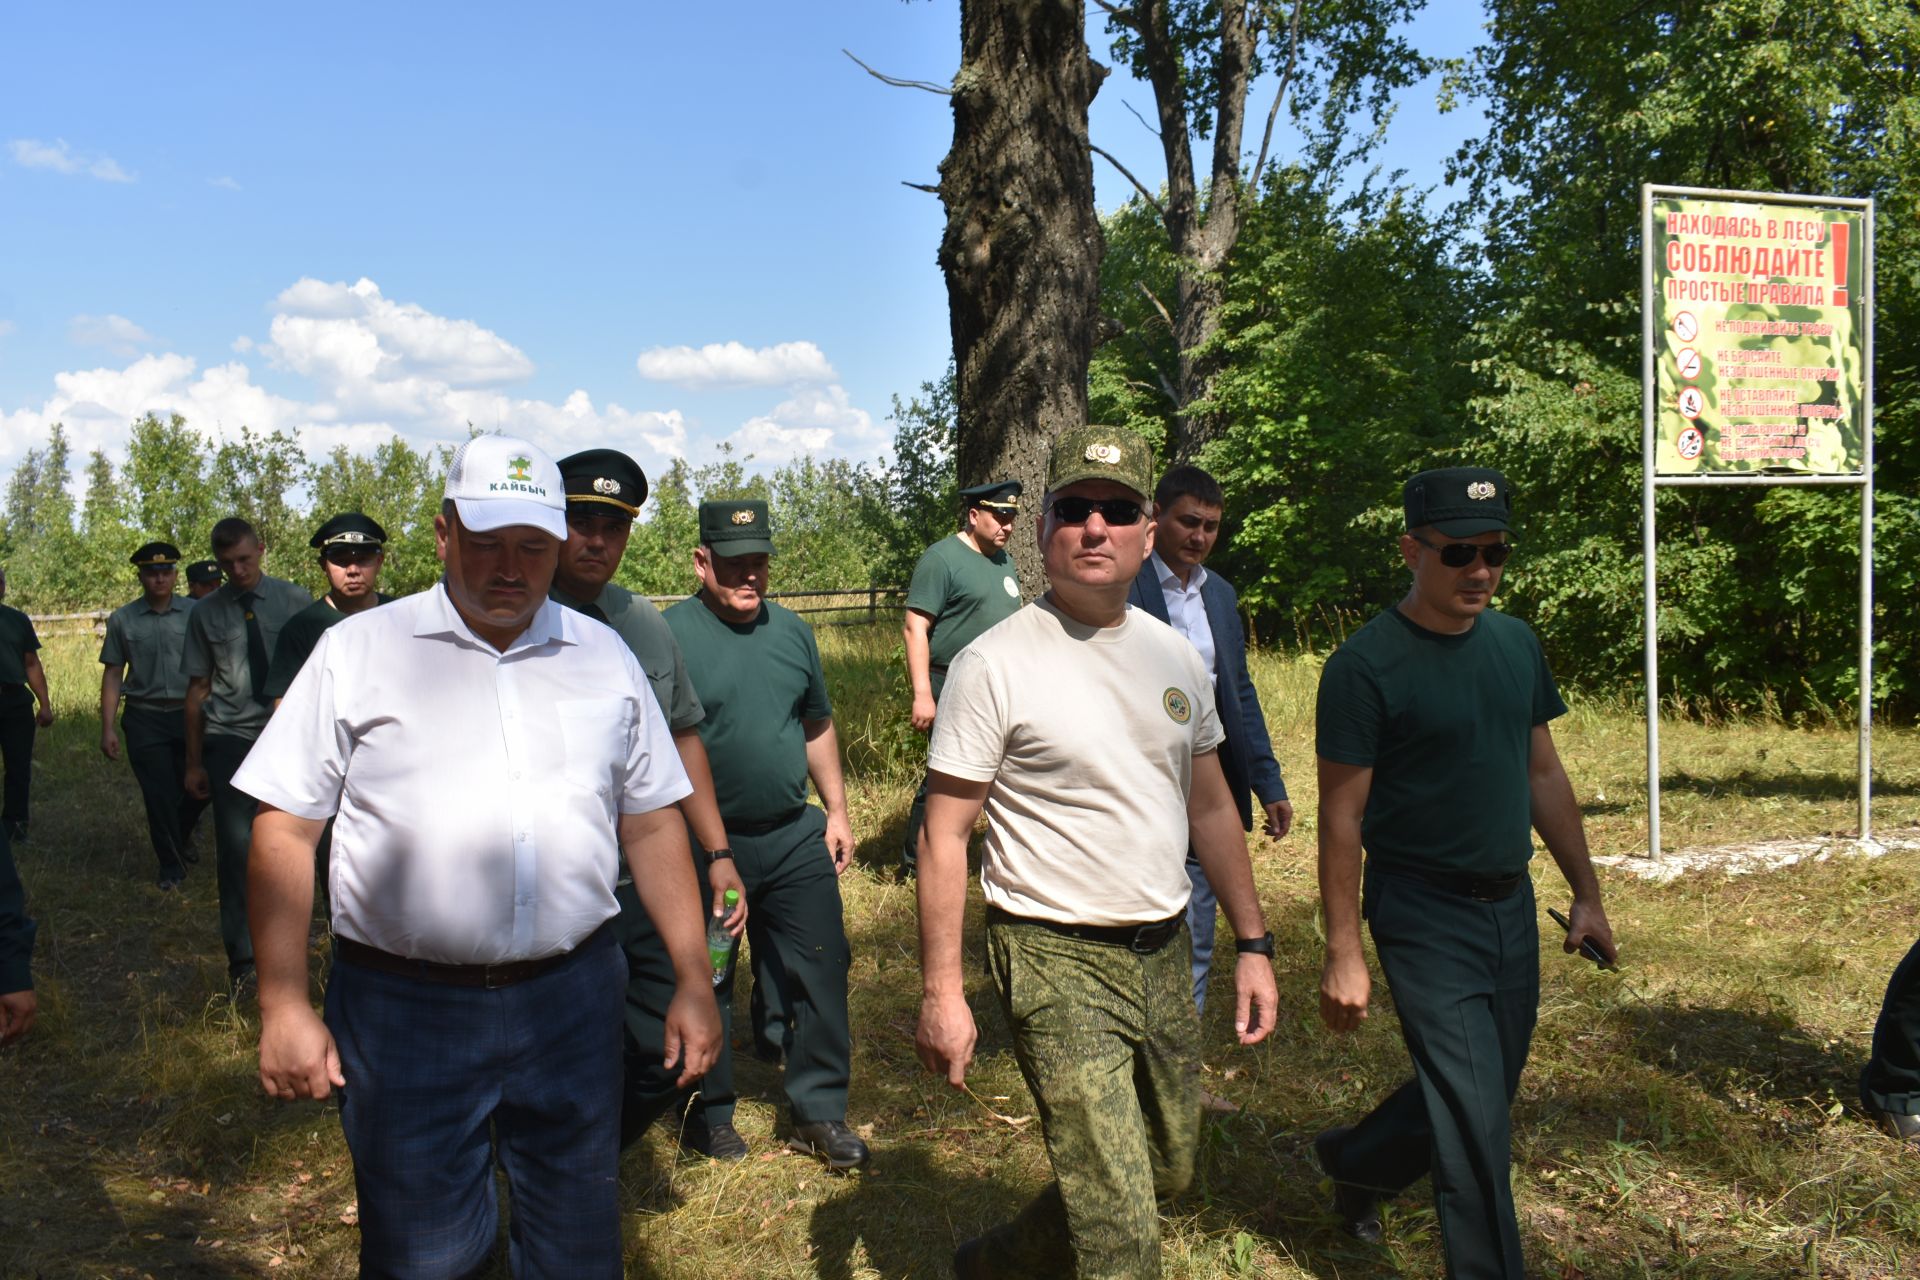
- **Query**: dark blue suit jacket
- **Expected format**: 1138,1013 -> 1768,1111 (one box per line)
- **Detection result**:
1129,559 -> 1287,831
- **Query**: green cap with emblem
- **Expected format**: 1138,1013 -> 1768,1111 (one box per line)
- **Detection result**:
1047,425 -> 1153,499
698,499 -> 775,557
1403,466 -> 1512,537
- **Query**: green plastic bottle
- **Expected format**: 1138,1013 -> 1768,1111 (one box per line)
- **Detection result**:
707,889 -> 740,986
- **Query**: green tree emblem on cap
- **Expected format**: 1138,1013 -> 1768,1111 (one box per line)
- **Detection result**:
508,456 -> 532,481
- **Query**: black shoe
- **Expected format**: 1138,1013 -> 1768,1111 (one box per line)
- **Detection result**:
952,1236 -> 988,1279
680,1120 -> 749,1161
1315,1126 -> 1384,1244
1870,1107 -> 1920,1143
788,1119 -> 871,1170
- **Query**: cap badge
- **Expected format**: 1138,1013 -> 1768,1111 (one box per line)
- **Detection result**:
508,456 -> 532,482
1084,442 -> 1122,465
1467,481 -> 1497,500
730,509 -> 757,525
593,477 -> 621,496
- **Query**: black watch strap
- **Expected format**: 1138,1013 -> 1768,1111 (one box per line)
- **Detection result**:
705,848 -> 735,863
1234,930 -> 1276,957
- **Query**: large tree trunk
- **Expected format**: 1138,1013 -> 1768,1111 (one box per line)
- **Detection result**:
940,0 -> 1107,595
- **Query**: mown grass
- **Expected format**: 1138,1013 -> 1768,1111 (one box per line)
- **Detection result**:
3,624 -> 1918,1278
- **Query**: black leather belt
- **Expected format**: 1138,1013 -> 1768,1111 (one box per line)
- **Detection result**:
987,905 -> 1185,954
728,807 -> 806,836
332,921 -> 611,989
1376,862 -> 1528,902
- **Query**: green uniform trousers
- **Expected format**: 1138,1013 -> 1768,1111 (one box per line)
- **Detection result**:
1322,865 -> 1539,1280
613,840 -> 717,1147
121,704 -> 209,877
973,915 -> 1202,1280
898,666 -> 947,874
1862,936 -> 1920,1117
690,806 -> 853,1127
203,733 -> 261,979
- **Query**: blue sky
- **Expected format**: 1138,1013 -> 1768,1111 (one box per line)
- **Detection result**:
0,2 -> 1484,487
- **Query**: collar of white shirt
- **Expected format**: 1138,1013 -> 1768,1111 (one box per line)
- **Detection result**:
1151,549 -> 1208,598
415,579 -> 578,654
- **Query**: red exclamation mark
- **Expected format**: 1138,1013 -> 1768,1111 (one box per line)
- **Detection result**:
1830,221 -> 1850,308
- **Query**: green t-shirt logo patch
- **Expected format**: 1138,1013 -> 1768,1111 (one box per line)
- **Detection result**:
1163,687 -> 1191,724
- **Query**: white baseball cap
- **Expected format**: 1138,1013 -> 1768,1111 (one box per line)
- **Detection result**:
443,435 -> 567,540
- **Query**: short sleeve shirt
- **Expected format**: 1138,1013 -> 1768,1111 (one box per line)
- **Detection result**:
1315,607 -> 1566,876
906,534 -> 1024,671
929,599 -> 1223,926
233,585 -> 691,964
180,576 -> 313,738
100,596 -> 195,707
664,597 -> 831,825
552,583 -> 704,732
263,594 -> 395,701
0,606 -> 41,685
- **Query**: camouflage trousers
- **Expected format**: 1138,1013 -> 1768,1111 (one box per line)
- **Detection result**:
976,914 -> 1203,1280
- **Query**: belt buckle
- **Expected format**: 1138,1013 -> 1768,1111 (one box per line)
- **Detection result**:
482,963 -> 512,990
1130,921 -> 1170,954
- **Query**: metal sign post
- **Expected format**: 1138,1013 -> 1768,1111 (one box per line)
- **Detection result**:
1641,184 -> 1875,860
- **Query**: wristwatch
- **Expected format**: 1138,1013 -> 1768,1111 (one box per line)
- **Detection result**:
705,848 -> 735,863
1234,931 -> 1276,957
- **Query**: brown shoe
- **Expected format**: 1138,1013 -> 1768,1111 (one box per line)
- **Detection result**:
1199,1087 -> 1240,1114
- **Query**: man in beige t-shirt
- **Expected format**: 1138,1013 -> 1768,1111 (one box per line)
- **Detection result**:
915,426 -> 1279,1279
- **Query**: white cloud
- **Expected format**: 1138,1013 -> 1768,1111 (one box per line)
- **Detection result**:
263,277 -> 534,391
8,137 -> 135,182
209,175 -> 241,191
69,313 -> 156,356
636,340 -> 835,389
727,383 -> 885,463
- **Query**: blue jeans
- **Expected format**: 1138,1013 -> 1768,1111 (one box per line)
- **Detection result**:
326,928 -> 626,1279
1185,854 -> 1217,1015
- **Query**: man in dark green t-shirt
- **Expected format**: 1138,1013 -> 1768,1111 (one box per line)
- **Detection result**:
898,479 -> 1023,876
1312,467 -> 1618,1280
663,499 -> 868,1171
551,449 -> 749,1159
0,566 -> 56,843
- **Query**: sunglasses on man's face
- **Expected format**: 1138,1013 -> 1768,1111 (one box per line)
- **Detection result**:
322,546 -> 383,567
1411,533 -> 1513,568
1048,496 -> 1145,526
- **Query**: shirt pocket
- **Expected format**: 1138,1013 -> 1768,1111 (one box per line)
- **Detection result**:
554,697 -> 633,796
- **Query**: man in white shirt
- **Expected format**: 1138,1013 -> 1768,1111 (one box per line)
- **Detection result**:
916,426 -> 1279,1279
240,434 -> 720,1278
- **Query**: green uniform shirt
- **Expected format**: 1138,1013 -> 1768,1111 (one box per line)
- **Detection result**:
1315,606 -> 1566,877
906,533 -> 1023,671
552,583 -> 704,732
664,597 -> 831,824
0,606 -> 41,685
262,593 -> 395,701
100,595 -> 195,708
180,575 -> 313,739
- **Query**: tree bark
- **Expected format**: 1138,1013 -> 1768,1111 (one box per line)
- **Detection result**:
940,0 -> 1108,596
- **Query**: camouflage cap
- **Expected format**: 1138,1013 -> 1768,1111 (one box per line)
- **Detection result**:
1403,467 -> 1512,537
1047,425 -> 1153,499
698,500 -> 775,557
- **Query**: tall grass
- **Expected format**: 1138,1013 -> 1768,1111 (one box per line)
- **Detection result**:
4,625 -> 1918,1277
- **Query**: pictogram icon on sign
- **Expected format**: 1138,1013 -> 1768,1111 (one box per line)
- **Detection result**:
1677,387 -> 1705,420
1675,347 -> 1701,380
1671,311 -> 1698,343
1676,426 -> 1704,460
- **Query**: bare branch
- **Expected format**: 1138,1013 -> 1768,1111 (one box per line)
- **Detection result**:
842,48 -> 952,96
1092,0 -> 1143,31
1088,143 -> 1166,221
1248,0 -> 1306,192
1123,98 -> 1163,139
1136,280 -> 1175,331
901,181 -> 940,195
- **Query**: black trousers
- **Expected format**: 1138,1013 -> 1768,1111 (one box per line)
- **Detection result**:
204,733 -> 260,978
1862,936 -> 1920,1116
613,838 -> 717,1148
1322,866 -> 1540,1280
0,687 -> 36,826
122,705 -> 208,876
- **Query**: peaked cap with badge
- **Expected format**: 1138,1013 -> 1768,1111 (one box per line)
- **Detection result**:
959,479 -> 1022,512
309,512 -> 388,549
1403,466 -> 1512,538
130,541 -> 183,568
1047,425 -> 1154,499
698,500 -> 775,558
558,448 -> 648,520
185,559 -> 222,586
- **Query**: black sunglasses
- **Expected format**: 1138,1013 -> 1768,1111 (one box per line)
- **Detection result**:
1411,533 -> 1513,568
322,545 -> 383,567
1049,496 -> 1145,526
